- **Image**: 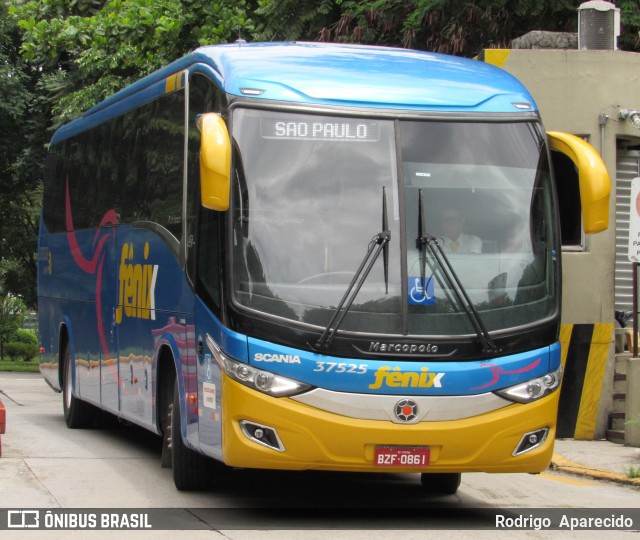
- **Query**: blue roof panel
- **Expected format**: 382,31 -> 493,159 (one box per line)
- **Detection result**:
52,42 -> 536,144
204,42 -> 535,112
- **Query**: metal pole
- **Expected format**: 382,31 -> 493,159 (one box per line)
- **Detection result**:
634,262 -> 638,358
598,113 -> 608,161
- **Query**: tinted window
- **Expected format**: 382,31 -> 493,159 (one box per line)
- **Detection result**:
187,73 -> 225,308
42,89 -> 185,240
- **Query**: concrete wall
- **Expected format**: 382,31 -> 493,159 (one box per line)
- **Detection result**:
483,49 -> 640,439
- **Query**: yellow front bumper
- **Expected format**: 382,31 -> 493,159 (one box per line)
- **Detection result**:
221,375 -> 558,474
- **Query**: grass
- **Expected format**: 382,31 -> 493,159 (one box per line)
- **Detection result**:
625,465 -> 640,479
0,360 -> 40,372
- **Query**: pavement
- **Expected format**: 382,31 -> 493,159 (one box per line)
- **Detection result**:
552,438 -> 640,487
0,390 -> 638,488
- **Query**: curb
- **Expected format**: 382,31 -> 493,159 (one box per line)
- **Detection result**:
551,453 -> 640,487
0,398 -> 5,458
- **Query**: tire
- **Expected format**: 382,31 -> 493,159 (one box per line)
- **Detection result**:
159,375 -> 173,469
62,342 -> 96,429
420,473 -> 461,495
170,380 -> 216,490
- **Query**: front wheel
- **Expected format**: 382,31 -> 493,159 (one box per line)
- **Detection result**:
420,473 -> 461,495
62,342 -> 96,428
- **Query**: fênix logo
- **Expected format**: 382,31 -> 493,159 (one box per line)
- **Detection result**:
369,366 -> 444,390
115,242 -> 158,323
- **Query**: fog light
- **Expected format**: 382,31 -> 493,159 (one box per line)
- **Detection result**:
513,428 -> 549,456
239,420 -> 285,452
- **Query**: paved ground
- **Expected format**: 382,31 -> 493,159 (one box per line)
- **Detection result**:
1,372 -> 639,538
552,438 -> 640,487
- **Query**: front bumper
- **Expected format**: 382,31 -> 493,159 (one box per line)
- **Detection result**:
221,374 -> 559,474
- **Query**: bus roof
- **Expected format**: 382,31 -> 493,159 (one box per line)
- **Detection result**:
53,42 -> 536,143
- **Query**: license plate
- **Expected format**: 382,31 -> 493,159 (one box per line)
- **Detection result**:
374,446 -> 430,467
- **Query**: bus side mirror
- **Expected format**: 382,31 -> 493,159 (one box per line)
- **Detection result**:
547,131 -> 610,234
199,113 -> 231,211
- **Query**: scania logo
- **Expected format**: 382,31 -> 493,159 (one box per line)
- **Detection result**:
253,353 -> 301,364
395,399 -> 418,423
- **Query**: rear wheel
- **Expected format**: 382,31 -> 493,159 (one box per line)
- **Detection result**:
62,342 -> 96,428
170,380 -> 217,490
159,373 -> 173,469
420,473 -> 461,495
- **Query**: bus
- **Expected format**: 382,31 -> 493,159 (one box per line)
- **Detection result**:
37,42 -> 610,494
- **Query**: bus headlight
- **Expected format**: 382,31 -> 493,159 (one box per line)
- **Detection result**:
495,365 -> 563,404
206,334 -> 312,398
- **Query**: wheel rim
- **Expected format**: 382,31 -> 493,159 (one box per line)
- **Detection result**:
64,354 -> 72,411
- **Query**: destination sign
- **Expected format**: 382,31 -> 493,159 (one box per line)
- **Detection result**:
261,119 -> 380,142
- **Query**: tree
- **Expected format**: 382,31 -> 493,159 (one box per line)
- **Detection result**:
619,0 -> 640,51
254,0 -> 339,41
0,294 -> 27,360
5,328 -> 38,361
9,0 -> 256,125
255,0 -> 640,57
4,0 -> 257,305
0,2 -> 49,308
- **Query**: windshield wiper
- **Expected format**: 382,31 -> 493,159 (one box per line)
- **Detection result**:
417,189 -> 500,355
314,187 -> 391,351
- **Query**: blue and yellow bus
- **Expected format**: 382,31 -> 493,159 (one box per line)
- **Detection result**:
38,42 -> 609,493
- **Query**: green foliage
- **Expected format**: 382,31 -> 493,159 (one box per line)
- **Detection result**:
625,464 -> 640,479
13,328 -> 38,346
0,188 -> 43,308
256,0 -> 640,56
0,360 -> 40,372
0,3 -> 48,308
255,0 -> 338,41
5,341 -> 38,362
618,0 -> 640,51
0,293 -> 28,359
9,0 -> 255,124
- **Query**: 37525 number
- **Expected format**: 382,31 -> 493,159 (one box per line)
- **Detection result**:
313,361 -> 367,374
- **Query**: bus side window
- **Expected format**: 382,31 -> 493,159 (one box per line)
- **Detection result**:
43,149 -> 65,233
196,209 -> 222,309
188,73 -> 225,309
96,118 -> 123,223
61,135 -> 103,230
112,90 -> 185,238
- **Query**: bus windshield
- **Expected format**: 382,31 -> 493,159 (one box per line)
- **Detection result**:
229,108 -> 558,339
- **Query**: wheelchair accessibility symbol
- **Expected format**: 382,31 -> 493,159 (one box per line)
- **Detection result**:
408,276 -> 435,305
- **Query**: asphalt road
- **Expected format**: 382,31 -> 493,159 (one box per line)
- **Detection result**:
1,372 -> 639,539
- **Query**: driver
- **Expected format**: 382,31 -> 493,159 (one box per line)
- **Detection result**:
440,207 -> 482,253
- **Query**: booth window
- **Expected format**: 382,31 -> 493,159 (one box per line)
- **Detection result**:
551,146 -> 584,250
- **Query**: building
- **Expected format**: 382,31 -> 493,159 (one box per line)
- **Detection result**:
481,7 -> 640,443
